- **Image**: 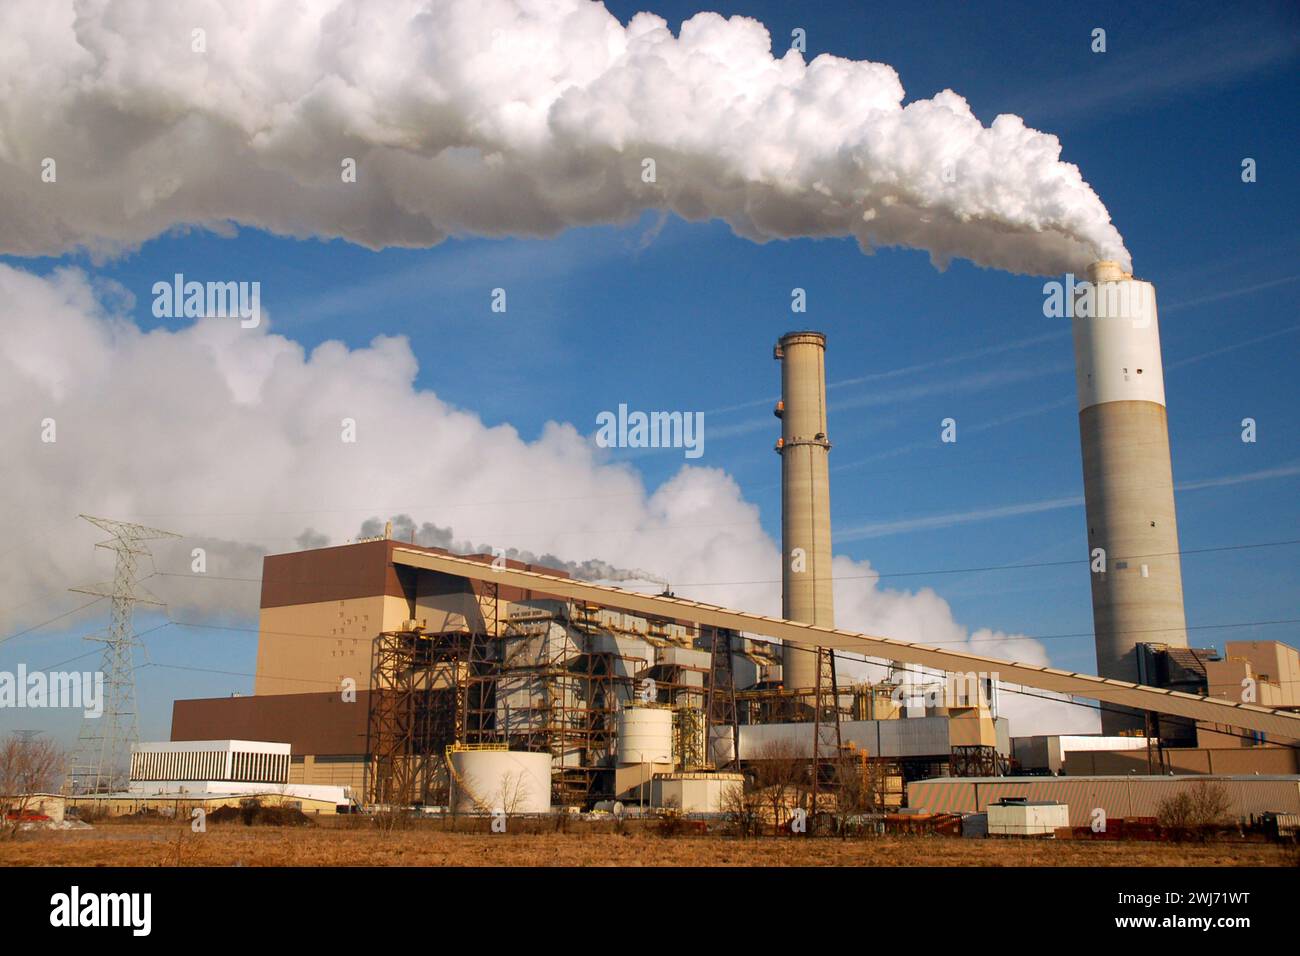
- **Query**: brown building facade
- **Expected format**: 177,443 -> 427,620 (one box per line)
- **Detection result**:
171,539 -> 569,790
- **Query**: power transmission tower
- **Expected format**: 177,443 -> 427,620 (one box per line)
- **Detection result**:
66,515 -> 179,794
705,626 -> 740,770
809,646 -> 843,822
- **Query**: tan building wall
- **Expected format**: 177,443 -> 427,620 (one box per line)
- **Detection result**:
1065,747 -> 1299,776
948,707 -> 998,747
1201,641 -> 1299,749
909,775 -> 1300,826
1207,641 -> 1300,709
254,594 -> 410,696
1230,640 -> 1300,701
297,755 -> 368,791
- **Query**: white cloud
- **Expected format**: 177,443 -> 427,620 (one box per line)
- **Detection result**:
0,263 -> 1094,733
0,0 -> 1127,275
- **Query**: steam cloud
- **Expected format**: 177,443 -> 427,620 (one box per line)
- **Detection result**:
0,0 -> 1128,274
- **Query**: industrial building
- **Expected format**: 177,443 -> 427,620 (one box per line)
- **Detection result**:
127,739 -> 350,807
170,535 -> 1005,810
1011,640 -> 1300,775
164,295 -> 1300,819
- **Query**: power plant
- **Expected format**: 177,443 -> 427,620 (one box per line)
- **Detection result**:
1072,261 -> 1189,733
58,268 -> 1297,831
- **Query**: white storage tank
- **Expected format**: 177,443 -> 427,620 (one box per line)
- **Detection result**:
617,704 -> 673,765
449,749 -> 551,814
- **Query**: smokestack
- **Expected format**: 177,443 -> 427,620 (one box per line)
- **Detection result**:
1073,261 -> 1188,733
774,331 -> 834,692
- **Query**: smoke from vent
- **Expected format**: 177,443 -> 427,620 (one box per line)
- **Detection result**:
0,0 -> 1128,275
358,515 -> 670,587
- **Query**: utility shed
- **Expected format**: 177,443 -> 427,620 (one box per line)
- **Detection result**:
651,772 -> 742,813
987,800 -> 1068,836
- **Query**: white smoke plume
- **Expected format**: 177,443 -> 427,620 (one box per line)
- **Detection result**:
0,264 -> 1098,734
355,514 -> 670,586
0,0 -> 1128,275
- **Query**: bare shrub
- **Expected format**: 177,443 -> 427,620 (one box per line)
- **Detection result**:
720,776 -> 764,838
1157,781 -> 1234,840
1188,780 -> 1233,827
655,795 -> 685,838
0,734 -> 66,839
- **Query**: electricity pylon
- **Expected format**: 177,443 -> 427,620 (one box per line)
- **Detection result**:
66,515 -> 179,794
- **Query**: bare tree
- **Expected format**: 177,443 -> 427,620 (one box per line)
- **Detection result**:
720,776 -> 764,838
494,770 -> 530,816
1188,780 -> 1233,827
459,769 -> 531,833
751,738 -> 805,834
833,745 -> 892,834
1156,780 -> 1234,840
0,733 -> 66,838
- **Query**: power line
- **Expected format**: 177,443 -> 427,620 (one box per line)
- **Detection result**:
138,660 -> 341,690
0,596 -> 108,647
161,614 -> 1299,648
658,538 -> 1300,588
144,536 -> 1300,592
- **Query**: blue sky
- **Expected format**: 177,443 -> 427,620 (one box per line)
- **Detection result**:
3,0 -> 1298,742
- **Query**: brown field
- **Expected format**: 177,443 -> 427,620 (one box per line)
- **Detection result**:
2,822 -> 1296,867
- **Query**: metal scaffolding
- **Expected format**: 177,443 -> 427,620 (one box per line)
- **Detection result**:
809,646 -> 844,818
949,745 -> 1004,778
366,627 -> 469,805
705,626 -> 740,770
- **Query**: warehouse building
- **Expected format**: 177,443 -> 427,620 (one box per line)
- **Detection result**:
907,775 -> 1300,827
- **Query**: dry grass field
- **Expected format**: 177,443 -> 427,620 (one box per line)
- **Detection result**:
1,822 -> 1295,867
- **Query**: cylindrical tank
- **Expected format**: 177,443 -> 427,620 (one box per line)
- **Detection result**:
774,331 -> 834,692
1073,261 -> 1188,733
617,705 -> 673,765
449,750 -> 551,814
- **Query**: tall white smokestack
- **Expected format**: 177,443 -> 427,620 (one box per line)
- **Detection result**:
1073,261 -> 1188,733
774,331 -> 834,693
